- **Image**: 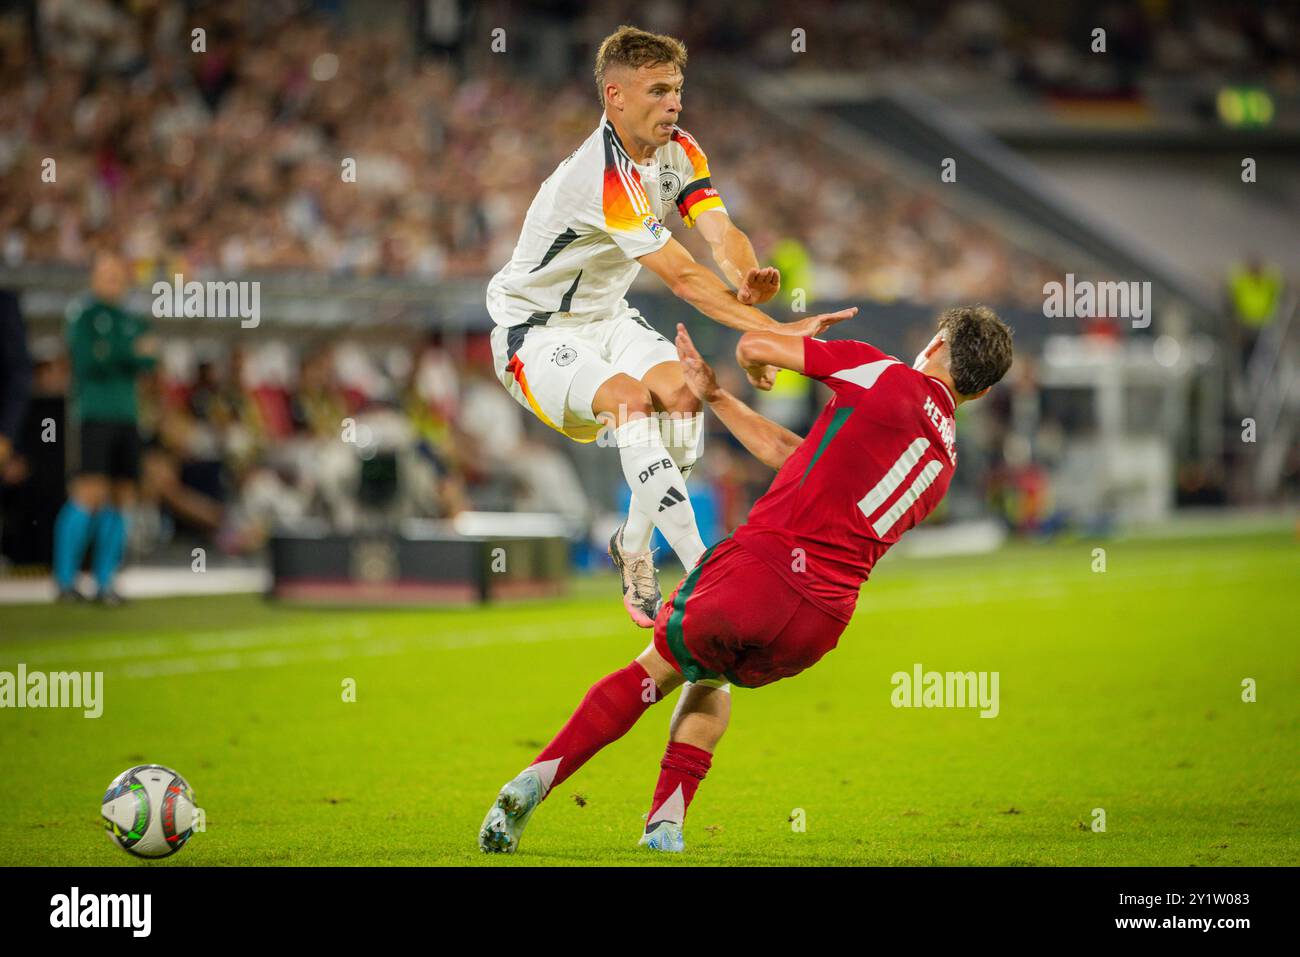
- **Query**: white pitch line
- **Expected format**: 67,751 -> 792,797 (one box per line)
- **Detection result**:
6,623 -> 375,667
113,618 -> 622,679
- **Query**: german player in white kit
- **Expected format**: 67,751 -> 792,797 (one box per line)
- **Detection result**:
486,25 -> 855,632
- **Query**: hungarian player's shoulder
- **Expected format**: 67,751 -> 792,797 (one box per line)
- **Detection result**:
802,336 -> 900,384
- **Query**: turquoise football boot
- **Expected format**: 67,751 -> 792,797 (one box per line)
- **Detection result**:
478,768 -> 545,854
638,820 -> 685,853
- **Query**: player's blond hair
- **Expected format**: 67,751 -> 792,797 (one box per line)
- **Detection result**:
594,25 -> 687,106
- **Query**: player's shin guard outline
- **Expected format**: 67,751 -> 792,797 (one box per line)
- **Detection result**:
614,417 -> 705,568
621,411 -> 705,555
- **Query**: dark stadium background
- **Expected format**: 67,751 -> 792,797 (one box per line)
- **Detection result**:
0,0 -> 1294,594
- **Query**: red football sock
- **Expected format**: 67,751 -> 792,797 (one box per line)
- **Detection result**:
644,740 -> 713,832
524,660 -> 659,799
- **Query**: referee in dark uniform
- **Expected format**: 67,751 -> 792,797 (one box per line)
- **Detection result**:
53,251 -> 158,604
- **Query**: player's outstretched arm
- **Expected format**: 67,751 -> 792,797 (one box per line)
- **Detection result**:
675,323 -> 802,470
692,208 -> 779,306
639,239 -> 851,337
734,316 -> 857,391
736,330 -> 807,375
640,238 -> 781,332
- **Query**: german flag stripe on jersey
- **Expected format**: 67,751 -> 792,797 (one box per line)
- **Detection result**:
671,127 -> 726,227
602,124 -> 655,233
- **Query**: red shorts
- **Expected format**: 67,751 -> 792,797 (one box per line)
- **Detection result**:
653,537 -> 848,688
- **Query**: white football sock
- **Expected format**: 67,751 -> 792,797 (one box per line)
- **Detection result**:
622,413 -> 705,553
614,417 -> 705,570
621,499 -> 657,554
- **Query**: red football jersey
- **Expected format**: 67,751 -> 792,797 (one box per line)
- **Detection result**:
731,336 -> 959,622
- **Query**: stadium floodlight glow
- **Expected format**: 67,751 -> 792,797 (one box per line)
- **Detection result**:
1217,87 -> 1275,127
1153,336 -> 1181,368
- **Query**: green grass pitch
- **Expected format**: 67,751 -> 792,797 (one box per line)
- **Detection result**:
1,531 -> 1296,866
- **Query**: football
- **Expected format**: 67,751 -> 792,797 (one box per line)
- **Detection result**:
100,765 -> 197,859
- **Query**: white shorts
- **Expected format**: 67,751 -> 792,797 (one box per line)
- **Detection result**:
489,309 -> 677,443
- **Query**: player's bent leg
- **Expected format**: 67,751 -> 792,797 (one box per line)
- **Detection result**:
595,374 -> 705,618
642,359 -> 703,420
669,680 -> 730,750
640,680 -> 729,853
478,654 -> 681,855
635,642 -> 693,850
621,360 -> 705,553
640,538 -> 778,852
643,360 -> 704,482
591,371 -> 656,428
601,379 -> 663,624
635,640 -> 687,697
642,582 -> 726,854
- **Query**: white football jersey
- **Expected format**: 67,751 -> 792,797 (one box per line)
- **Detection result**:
486,116 -> 726,328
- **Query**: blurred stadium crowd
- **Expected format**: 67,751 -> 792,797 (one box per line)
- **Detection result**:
4,289 -> 1061,567
664,0 -> 1298,92
4,286 -> 613,565
0,0 -> 1295,574
0,0 -> 1071,305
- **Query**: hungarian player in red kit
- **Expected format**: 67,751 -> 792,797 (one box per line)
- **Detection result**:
479,305 -> 1015,854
